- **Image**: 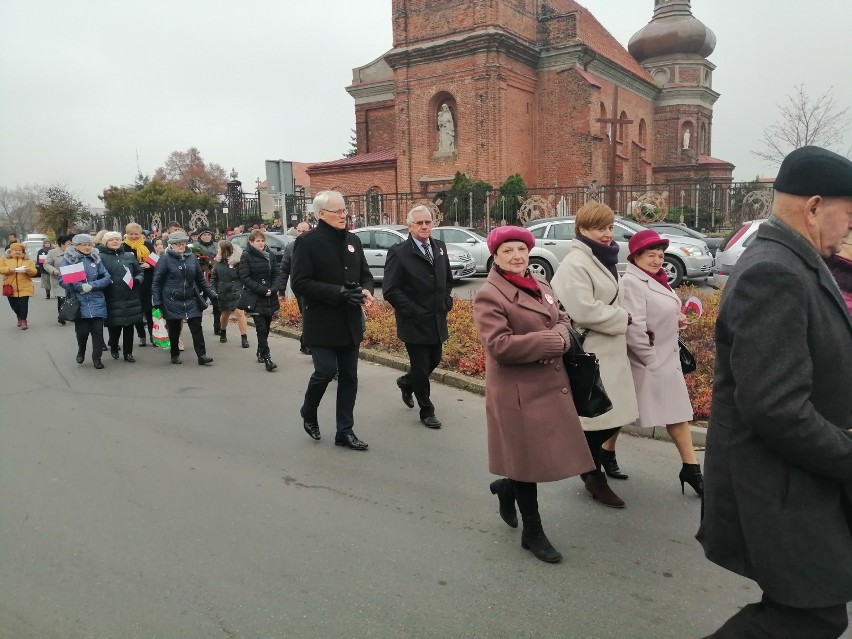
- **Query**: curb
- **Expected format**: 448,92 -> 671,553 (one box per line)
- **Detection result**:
269,322 -> 707,447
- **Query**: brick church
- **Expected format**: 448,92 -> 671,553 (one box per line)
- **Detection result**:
307,0 -> 734,202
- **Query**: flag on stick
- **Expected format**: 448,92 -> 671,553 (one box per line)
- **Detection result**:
59,262 -> 86,283
145,253 -> 159,267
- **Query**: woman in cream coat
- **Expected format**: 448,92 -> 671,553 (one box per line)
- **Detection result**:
551,202 -> 637,509
621,230 -> 703,497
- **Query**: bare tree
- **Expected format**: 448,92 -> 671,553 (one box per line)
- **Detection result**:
0,185 -> 42,236
753,84 -> 851,164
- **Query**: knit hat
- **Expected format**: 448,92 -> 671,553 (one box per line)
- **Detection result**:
72,233 -> 94,245
167,231 -> 190,244
486,226 -> 535,255
197,226 -> 213,237
102,231 -> 122,243
627,229 -> 669,263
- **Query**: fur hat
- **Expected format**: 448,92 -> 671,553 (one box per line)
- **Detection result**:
8,242 -> 24,251
72,233 -> 94,245
627,229 -> 669,263
486,226 -> 535,255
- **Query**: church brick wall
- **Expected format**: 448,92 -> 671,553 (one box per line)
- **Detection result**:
309,164 -> 398,198
356,103 -> 395,154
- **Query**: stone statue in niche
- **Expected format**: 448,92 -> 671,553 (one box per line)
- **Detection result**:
437,104 -> 455,153
683,129 -> 691,150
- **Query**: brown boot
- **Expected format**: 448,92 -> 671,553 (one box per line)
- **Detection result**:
583,470 -> 625,509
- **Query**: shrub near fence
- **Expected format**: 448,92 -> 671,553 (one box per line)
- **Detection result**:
275,287 -> 721,420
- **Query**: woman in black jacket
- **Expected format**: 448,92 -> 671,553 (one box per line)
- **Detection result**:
211,240 -> 249,348
100,232 -> 144,362
151,231 -> 218,365
238,230 -> 282,371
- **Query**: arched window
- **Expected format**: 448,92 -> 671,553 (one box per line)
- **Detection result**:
699,123 -> 707,154
599,102 -> 608,137
638,118 -> 647,147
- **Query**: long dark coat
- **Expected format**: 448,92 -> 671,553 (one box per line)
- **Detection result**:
696,218 -> 852,608
237,244 -> 282,316
151,248 -> 217,321
100,246 -> 144,327
290,220 -> 374,347
473,270 -> 595,483
211,246 -> 243,312
121,240 -> 155,315
382,235 -> 453,345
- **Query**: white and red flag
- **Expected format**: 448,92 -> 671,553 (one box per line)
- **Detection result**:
122,266 -> 134,289
145,253 -> 159,267
59,263 -> 86,284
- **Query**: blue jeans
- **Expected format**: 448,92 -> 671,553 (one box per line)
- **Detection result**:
302,345 -> 359,435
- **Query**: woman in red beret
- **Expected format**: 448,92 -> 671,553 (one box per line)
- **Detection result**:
473,226 -> 594,563
621,229 -> 703,496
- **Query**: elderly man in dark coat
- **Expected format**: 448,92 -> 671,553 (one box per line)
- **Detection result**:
290,191 -> 375,451
697,146 -> 852,639
382,205 -> 453,429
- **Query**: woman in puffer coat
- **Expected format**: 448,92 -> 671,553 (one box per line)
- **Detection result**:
238,230 -> 283,371
100,231 -> 144,363
211,239 -> 249,348
151,230 -> 218,366
60,234 -> 112,369
43,235 -> 73,325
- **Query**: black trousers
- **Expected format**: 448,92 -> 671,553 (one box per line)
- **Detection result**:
166,317 -> 205,358
7,296 -> 29,319
302,345 -> 359,435
107,325 -> 134,355
583,427 -> 621,472
55,295 -> 65,316
75,318 -> 105,359
398,342 -> 443,418
296,296 -> 307,349
211,298 -> 221,334
708,593 -> 848,639
254,312 -> 272,357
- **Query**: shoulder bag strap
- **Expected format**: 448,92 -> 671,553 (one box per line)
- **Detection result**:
578,288 -> 619,340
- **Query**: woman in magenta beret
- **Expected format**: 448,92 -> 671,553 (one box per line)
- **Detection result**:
473,226 -> 594,563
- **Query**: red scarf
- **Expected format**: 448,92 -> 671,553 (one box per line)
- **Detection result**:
496,266 -> 541,300
640,266 -> 672,291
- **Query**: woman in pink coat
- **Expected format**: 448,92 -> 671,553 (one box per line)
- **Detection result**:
473,226 -> 594,563
621,230 -> 703,497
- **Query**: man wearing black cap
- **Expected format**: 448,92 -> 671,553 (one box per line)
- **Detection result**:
698,146 -> 852,638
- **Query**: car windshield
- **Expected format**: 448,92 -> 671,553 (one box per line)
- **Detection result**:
466,228 -> 487,238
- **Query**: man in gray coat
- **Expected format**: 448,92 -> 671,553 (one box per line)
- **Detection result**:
697,146 -> 852,638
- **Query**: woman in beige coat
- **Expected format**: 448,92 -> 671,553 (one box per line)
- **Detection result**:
621,230 -> 703,497
474,226 -> 594,564
551,202 -> 637,508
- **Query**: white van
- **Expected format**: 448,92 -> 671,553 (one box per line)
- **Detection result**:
26,233 -> 48,242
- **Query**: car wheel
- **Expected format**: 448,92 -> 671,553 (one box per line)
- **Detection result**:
528,257 -> 553,280
663,257 -> 685,288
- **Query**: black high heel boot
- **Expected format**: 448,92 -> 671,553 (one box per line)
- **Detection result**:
679,463 -> 704,497
489,478 -> 518,528
600,448 -> 628,480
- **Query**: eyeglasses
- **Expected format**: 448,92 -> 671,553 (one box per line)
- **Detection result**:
321,209 -> 347,216
411,220 -> 433,226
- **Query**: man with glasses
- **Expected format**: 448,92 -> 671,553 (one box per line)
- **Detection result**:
291,191 -> 375,450
382,205 -> 453,429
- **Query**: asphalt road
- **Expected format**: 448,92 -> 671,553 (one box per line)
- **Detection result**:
1,291 -> 848,638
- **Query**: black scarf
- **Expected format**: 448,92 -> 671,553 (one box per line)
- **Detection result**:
576,232 -> 619,280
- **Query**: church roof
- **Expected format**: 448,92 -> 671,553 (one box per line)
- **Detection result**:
698,155 -> 735,167
307,150 -> 397,172
565,0 -> 654,83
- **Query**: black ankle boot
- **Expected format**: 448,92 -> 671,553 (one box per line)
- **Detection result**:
264,357 -> 277,372
520,520 -> 562,564
679,463 -> 704,497
241,334 -> 249,348
489,478 -> 518,528
76,349 -> 85,364
219,330 -> 227,343
256,350 -> 264,363
600,448 -> 628,480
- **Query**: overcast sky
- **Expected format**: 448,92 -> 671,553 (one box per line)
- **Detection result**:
2,0 -> 850,207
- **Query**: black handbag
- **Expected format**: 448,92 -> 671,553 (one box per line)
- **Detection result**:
679,336 -> 697,374
59,296 -> 80,321
563,325 -> 613,418
192,284 -> 209,311
237,287 -> 258,313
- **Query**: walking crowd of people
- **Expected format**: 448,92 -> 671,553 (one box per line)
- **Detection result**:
3,146 -> 852,638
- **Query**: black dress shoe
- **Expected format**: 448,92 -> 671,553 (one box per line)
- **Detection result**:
300,408 -> 321,440
110,348 -> 120,360
93,360 -> 105,370
124,354 -> 136,363
397,381 -> 415,409
171,355 -> 182,365
421,415 -> 442,429
334,432 -> 368,450
75,351 -> 85,364
197,355 -> 213,365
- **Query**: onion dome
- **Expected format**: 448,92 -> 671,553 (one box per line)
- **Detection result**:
628,0 -> 716,63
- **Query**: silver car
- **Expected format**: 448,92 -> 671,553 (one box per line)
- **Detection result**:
710,219 -> 766,288
351,225 -> 476,281
431,226 -> 490,274
524,216 -> 714,287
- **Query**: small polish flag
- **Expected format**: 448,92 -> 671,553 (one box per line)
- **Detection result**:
122,265 -> 134,290
38,254 -> 47,263
145,253 -> 159,266
59,262 -> 86,284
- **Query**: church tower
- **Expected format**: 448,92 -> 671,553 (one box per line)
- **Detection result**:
629,0 -> 732,182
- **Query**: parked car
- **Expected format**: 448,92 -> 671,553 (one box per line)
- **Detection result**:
227,232 -> 293,264
710,219 -> 766,288
431,226 -> 490,274
523,215 -> 713,287
351,225 -> 476,281
647,222 -> 723,257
